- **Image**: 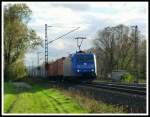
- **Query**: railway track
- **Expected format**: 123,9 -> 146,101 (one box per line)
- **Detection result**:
93,81 -> 146,87
39,78 -> 146,96
92,82 -> 146,90
81,82 -> 146,96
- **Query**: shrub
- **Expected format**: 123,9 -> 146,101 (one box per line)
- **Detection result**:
121,73 -> 135,83
4,61 -> 27,81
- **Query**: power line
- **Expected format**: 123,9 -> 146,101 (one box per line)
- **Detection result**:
48,27 -> 80,44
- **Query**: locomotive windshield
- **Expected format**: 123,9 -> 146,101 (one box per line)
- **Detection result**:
76,54 -> 94,63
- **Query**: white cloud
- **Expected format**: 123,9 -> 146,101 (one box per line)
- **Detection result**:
52,41 -> 65,50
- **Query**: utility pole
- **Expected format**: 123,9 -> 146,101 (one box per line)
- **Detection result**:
112,26 -> 120,71
131,25 -> 138,83
135,25 -> 138,83
45,24 -> 48,77
120,25 -> 123,69
111,32 -> 115,73
45,24 -> 53,77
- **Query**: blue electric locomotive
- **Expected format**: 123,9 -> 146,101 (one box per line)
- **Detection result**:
41,51 -> 97,81
69,51 -> 97,80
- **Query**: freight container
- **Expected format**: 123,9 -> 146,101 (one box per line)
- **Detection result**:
47,63 -> 53,76
47,57 -> 65,77
47,64 -> 51,76
57,57 -> 65,76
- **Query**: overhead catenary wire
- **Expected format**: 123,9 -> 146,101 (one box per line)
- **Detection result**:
48,27 -> 80,44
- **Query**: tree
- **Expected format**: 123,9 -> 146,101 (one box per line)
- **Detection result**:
4,4 -> 42,81
93,24 -> 146,80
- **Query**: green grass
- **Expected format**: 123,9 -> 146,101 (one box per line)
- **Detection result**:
4,83 -> 17,112
4,82 -> 126,114
4,82 -> 87,113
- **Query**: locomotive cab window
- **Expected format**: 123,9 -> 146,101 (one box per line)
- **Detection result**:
76,55 -> 94,63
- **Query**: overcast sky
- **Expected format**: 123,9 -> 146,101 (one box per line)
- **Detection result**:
3,2 -> 148,67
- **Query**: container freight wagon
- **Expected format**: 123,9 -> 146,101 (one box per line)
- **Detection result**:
47,57 -> 65,80
46,51 -> 97,81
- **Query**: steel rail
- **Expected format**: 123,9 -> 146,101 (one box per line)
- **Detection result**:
82,82 -> 146,96
91,82 -> 146,91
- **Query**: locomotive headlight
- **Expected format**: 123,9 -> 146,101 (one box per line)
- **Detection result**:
77,69 -> 80,72
91,69 -> 94,71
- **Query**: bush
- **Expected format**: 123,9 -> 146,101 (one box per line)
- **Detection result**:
121,73 -> 135,83
4,61 -> 27,81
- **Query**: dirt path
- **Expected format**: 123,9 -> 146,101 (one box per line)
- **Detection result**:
42,91 -> 69,113
6,94 -> 19,113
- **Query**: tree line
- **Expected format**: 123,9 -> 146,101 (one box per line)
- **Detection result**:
92,24 -> 146,81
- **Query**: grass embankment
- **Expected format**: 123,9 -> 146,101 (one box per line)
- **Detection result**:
4,82 -> 86,113
4,81 -> 125,113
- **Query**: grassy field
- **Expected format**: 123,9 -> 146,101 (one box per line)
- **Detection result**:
4,82 -> 87,113
4,81 -> 125,114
